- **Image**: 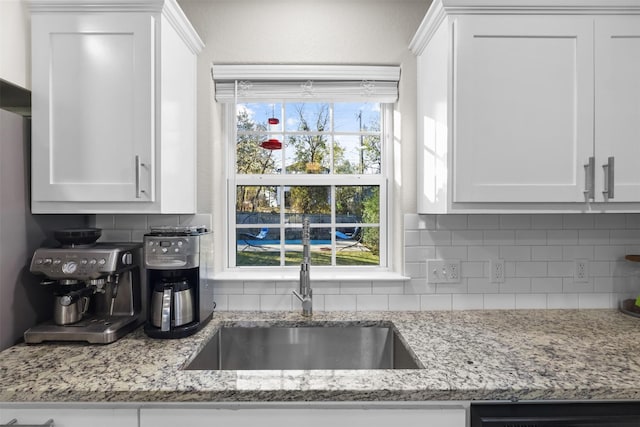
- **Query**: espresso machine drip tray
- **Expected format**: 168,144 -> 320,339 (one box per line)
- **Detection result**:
24,315 -> 140,344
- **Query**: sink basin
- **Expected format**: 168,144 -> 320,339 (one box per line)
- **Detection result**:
184,324 -> 422,370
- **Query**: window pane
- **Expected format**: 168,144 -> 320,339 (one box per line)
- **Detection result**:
285,135 -> 330,174
336,186 -> 379,223
236,227 -> 280,266
284,227 -> 332,266
285,102 -> 330,132
334,102 -> 381,132
284,186 -> 331,219
236,186 -> 280,216
237,137 -> 282,174
336,226 -> 379,266
237,103 -> 282,132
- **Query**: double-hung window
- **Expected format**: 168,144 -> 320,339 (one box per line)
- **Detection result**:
214,65 -> 399,272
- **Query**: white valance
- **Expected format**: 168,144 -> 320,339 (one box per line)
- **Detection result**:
212,65 -> 400,103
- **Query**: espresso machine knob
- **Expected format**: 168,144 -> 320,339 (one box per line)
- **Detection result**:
121,252 -> 133,265
61,261 -> 78,274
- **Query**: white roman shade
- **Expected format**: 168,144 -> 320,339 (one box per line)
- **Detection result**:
212,64 -> 401,103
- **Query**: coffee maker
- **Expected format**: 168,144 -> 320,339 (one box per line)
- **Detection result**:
24,228 -> 144,344
143,226 -> 214,339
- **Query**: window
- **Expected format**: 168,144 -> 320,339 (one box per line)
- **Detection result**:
214,65 -> 399,272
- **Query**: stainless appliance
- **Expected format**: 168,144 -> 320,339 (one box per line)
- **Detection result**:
24,228 -> 144,344
143,226 -> 213,339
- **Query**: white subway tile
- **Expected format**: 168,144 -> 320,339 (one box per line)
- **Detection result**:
578,293 -> 613,309
452,294 -> 484,310
114,214 -> 147,230
389,295 -> 420,311
468,215 -> 500,229
94,215 -> 115,229
228,295 -> 260,310
437,215 -> 468,230
324,295 -> 357,311
500,278 -> 531,293
435,246 -> 468,260
405,262 -> 426,279
310,294 -> 325,311
499,245 -> 531,261
483,230 -> 515,245
515,262 -> 547,277
405,246 -> 431,263
180,214 -> 213,228
547,230 -> 578,246
515,230 -> 547,245
562,277 -> 594,293
563,214 -> 594,229
500,214 -> 531,229
547,261 -> 573,277
547,293 -> 579,309
419,214 -> 437,230
531,214 -> 563,229
468,246 -> 500,261
578,230 -> 610,245
436,281 -> 468,294
421,294 -> 452,311
213,295 -> 228,311
531,278 -> 563,293
594,245 -> 627,261
421,230 -> 451,245
312,281 -> 341,294
357,295 -> 389,311
532,246 -> 563,261
213,281 -> 244,295
404,279 -> 436,295
611,229 -> 640,245
515,294 -> 548,309
132,230 -> 146,242
626,214 -> 640,229
99,230 -> 132,242
452,230 -> 484,246
484,293 -> 515,309
594,277 -> 615,293
467,277 -> 499,294
595,214 -> 626,229
340,281 -> 372,295
372,281 -> 404,295
244,281 -> 275,295
261,294 -> 292,311
562,245 -> 594,260
275,281 -> 298,294
147,215 -> 180,227
405,230 -> 421,246
462,261 -> 484,278
589,261 -> 611,277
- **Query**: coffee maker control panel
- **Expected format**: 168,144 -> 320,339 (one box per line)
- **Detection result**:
144,235 -> 201,269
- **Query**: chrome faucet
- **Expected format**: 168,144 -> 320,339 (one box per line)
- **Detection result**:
293,218 -> 312,316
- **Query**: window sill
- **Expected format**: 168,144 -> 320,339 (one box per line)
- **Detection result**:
212,268 -> 409,282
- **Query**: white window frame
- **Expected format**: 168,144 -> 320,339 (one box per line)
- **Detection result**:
214,65 -> 404,281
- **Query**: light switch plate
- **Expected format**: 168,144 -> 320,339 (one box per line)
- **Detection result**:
427,259 -> 461,284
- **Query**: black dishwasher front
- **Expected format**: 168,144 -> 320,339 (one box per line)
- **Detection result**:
471,401 -> 640,426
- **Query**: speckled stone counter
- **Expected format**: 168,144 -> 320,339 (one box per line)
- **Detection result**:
1,310 -> 639,403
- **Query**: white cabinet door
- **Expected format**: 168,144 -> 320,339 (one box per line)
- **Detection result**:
140,406 -> 466,427
0,407 -> 138,427
453,15 -> 594,203
595,16 -> 640,203
31,13 -> 154,203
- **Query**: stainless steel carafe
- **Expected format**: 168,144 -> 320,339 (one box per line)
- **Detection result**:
150,278 -> 195,331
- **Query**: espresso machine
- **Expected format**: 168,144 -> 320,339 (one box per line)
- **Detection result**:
143,226 -> 214,339
24,228 -> 144,344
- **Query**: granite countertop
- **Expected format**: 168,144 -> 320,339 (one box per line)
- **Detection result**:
1,310 -> 640,403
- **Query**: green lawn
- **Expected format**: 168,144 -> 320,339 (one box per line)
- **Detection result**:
237,250 -> 379,266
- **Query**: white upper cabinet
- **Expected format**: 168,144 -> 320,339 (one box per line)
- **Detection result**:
411,0 -> 640,213
30,0 -> 203,214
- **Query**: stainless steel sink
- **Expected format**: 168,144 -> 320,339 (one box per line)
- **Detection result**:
185,324 -> 422,370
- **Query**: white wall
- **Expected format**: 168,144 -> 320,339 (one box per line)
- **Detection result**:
0,0 -> 31,89
177,0 -> 428,273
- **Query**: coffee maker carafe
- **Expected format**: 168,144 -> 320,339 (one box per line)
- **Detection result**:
143,226 -> 213,339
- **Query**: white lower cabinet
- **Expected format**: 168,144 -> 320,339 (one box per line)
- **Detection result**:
139,404 -> 467,427
0,406 -> 138,427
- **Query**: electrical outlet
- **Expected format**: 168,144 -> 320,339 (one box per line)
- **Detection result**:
427,259 -> 461,284
490,259 -> 505,283
574,259 -> 589,283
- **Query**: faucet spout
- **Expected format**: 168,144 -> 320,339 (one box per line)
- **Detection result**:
293,218 -> 312,316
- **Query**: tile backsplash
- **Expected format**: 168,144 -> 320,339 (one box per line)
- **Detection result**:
94,213 -> 640,312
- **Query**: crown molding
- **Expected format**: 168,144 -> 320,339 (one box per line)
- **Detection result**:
29,0 -> 203,53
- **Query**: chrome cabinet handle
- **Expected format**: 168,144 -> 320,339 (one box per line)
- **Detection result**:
135,155 -> 146,199
602,156 -> 615,199
1,419 -> 54,427
583,156 -> 595,200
